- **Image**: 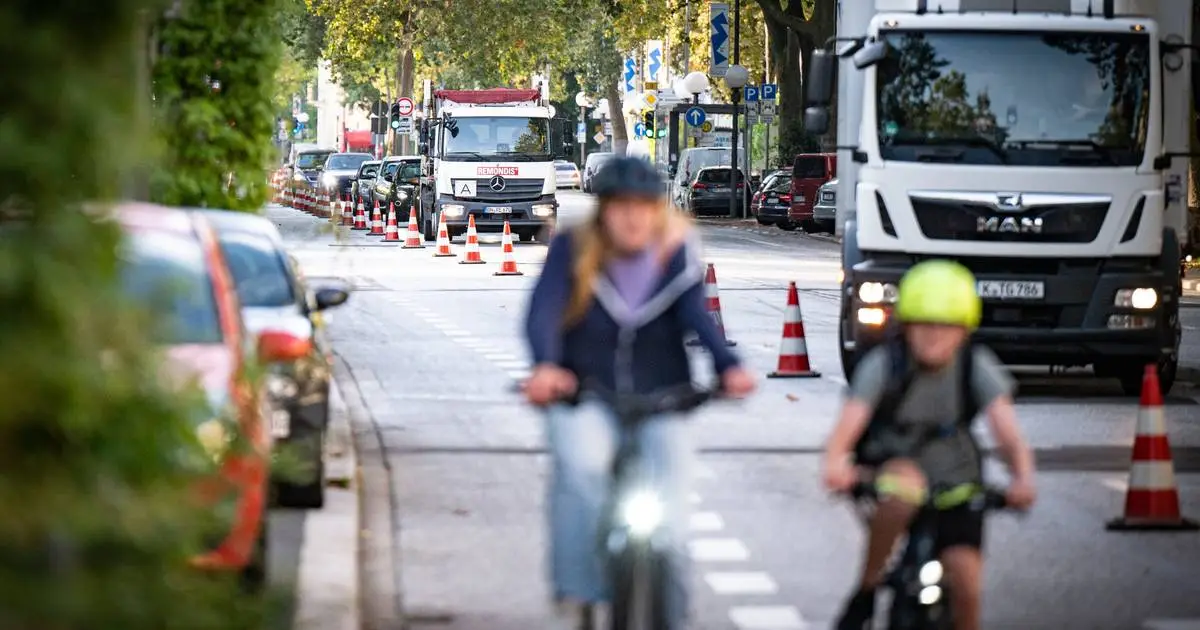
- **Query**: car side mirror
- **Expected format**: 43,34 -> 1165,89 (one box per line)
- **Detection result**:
313,286 -> 350,311
384,173 -> 394,182
257,330 -> 313,363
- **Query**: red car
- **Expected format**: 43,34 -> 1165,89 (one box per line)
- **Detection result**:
788,153 -> 836,232
114,203 -> 310,588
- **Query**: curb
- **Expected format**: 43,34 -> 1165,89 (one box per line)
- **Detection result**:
1184,277 -> 1200,296
291,380 -> 360,630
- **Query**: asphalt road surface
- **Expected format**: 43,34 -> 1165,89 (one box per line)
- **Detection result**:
267,192 -> 1200,630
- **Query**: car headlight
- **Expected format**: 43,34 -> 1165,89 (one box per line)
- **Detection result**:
621,490 -> 663,536
322,173 -> 337,188
396,190 -> 409,200
531,203 -> 556,217
293,171 -> 306,181
265,374 -> 299,400
858,282 -> 898,304
442,204 -> 466,218
1114,287 -> 1157,309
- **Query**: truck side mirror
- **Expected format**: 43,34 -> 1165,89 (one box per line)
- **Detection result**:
805,107 -> 830,136
419,142 -> 429,155
853,40 -> 890,70
806,50 -> 837,105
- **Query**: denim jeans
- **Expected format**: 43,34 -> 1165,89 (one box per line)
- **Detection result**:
545,399 -> 694,627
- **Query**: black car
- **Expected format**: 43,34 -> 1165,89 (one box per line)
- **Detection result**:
686,166 -> 749,216
320,152 -> 373,202
751,171 -> 793,229
291,149 -> 335,192
195,209 -> 351,509
351,160 -> 381,211
371,156 -> 421,222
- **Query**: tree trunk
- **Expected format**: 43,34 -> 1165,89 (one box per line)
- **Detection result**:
396,46 -> 414,154
606,82 -> 628,155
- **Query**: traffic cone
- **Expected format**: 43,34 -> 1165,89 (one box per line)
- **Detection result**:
402,208 -> 423,248
369,201 -> 384,235
687,263 -> 735,346
382,205 -> 401,242
767,282 -> 820,378
459,214 -> 486,264
1107,365 -> 1197,531
352,199 -> 368,230
340,195 -> 354,226
493,220 -> 523,276
432,213 -> 456,257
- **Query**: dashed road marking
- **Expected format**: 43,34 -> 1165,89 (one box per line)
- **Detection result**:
494,360 -> 529,369
689,538 -> 750,562
728,605 -> 806,629
484,353 -> 517,360
704,572 -> 779,595
690,511 -> 725,532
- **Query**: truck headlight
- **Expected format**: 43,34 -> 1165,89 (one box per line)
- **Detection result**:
858,282 -> 898,304
531,203 -> 556,217
1114,287 -> 1157,309
442,204 -> 465,218
621,490 -> 663,536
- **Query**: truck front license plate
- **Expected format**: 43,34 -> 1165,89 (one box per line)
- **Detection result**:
484,206 -> 512,214
977,280 -> 1044,300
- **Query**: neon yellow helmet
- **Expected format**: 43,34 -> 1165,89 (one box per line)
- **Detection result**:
895,260 -> 982,330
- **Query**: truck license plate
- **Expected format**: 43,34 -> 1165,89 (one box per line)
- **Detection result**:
485,206 -> 512,214
977,280 -> 1044,300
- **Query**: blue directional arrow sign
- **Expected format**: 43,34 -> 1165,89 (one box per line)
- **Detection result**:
623,57 -> 637,93
761,83 -> 778,100
684,106 -> 706,127
633,122 -> 647,138
646,40 -> 663,84
743,85 -> 759,102
709,2 -> 729,76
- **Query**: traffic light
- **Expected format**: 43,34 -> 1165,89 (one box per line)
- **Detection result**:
389,102 -> 401,130
642,111 -> 654,136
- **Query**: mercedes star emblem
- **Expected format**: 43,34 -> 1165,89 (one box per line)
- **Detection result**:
489,175 -> 507,192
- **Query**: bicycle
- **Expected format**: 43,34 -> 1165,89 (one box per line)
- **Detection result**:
565,380 -> 717,630
847,480 -> 1016,630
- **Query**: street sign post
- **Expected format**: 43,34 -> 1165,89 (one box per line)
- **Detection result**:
743,85 -> 759,102
593,132 -> 607,145
684,106 -> 707,127
710,2 -> 729,76
396,117 -> 413,134
623,57 -> 637,93
396,97 -> 414,117
576,122 -> 586,142
646,40 -> 664,85
633,122 -> 646,138
761,83 -> 777,101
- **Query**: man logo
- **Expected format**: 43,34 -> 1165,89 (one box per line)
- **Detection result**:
489,175 -> 507,192
977,216 -> 1043,234
995,193 -> 1023,211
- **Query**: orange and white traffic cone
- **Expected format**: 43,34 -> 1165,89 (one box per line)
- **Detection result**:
432,213 -> 455,257
1108,365 -> 1197,531
402,207 -> 423,248
459,214 -> 486,265
382,205 -> 401,242
352,199 -> 368,230
369,201 -> 384,235
688,263 -> 735,347
493,220 -> 523,276
340,195 -> 354,226
767,282 -> 820,378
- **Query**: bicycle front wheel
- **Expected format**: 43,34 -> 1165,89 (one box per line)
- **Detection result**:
607,538 -> 669,630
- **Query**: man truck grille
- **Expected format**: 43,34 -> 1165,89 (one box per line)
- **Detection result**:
910,197 -> 1109,243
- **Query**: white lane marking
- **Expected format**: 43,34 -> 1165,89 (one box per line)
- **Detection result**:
728,606 -> 806,629
1103,477 -> 1128,493
1144,621 -> 1200,630
494,360 -> 529,369
688,538 -> 750,562
704,572 -> 779,595
507,370 -> 532,380
690,511 -> 725,532
441,330 -> 471,337
484,353 -> 517,361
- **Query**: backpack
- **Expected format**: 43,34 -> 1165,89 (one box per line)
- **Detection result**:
852,333 -> 980,469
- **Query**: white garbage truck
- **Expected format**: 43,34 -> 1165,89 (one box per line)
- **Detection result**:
417,88 -> 567,243
803,0 -> 1196,394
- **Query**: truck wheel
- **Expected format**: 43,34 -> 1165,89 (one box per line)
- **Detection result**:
1113,311 -> 1181,396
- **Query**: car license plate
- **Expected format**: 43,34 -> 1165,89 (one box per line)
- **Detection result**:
270,409 -> 290,439
485,206 -> 512,214
710,187 -> 728,193
977,280 -> 1045,300
796,194 -> 805,203
767,196 -> 779,203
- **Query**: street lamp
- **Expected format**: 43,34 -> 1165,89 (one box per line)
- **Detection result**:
575,91 -> 591,165
681,72 -> 710,148
672,78 -> 690,100
724,64 -> 749,219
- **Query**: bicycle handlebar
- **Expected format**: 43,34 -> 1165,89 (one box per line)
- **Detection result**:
572,379 -> 721,420
849,480 -> 1011,511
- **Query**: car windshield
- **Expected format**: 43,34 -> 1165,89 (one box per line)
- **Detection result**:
119,229 -> 223,345
443,117 -> 551,159
359,164 -> 379,178
792,156 -> 828,178
296,152 -> 332,169
326,154 -> 371,170
383,160 -> 420,180
216,232 -> 294,308
875,30 -> 1151,166
768,176 -> 791,192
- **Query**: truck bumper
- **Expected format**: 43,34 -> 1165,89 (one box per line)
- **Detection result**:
436,195 -> 556,235
843,257 -> 1175,366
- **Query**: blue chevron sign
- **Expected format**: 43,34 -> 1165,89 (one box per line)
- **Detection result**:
624,57 -> 637,93
646,41 -> 663,84
710,2 -> 729,76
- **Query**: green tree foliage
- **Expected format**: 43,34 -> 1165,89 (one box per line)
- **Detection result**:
1,1 -> 271,627
151,0 -> 285,211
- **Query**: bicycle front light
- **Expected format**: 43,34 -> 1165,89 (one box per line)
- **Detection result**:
918,585 -> 942,605
918,560 -> 943,586
621,490 -> 664,536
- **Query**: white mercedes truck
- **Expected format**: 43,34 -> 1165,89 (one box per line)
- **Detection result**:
803,0 -> 1196,394
417,88 -> 566,243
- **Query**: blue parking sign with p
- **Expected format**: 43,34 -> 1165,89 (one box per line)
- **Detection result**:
743,85 -> 759,102
761,83 -> 777,100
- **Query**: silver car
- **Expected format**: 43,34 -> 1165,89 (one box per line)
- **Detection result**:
811,178 -> 837,234
554,160 -> 581,189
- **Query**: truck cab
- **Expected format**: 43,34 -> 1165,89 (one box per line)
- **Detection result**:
804,0 -> 1196,395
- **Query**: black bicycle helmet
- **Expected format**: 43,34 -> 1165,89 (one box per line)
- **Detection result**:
590,156 -> 665,199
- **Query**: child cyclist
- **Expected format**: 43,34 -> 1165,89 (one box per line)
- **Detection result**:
822,260 -> 1037,630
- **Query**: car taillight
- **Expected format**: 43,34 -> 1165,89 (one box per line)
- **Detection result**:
692,183 -> 707,190
780,194 -> 792,203
736,182 -> 745,188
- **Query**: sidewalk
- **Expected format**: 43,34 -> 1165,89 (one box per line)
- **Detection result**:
1185,269 -> 1199,297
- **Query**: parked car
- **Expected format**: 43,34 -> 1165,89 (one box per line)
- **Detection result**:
351,160 -> 381,210
685,166 -> 748,216
554,160 -> 581,189
320,152 -> 374,202
114,203 -> 307,589
811,178 -> 837,234
581,152 -> 615,192
669,147 -> 746,210
751,171 -> 793,229
195,209 -> 351,508
788,153 -> 836,232
372,155 -> 421,218
290,148 -> 336,195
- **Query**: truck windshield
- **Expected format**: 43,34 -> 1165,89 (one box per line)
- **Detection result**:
875,30 -> 1150,167
443,117 -> 550,159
